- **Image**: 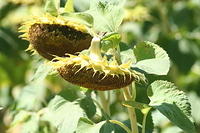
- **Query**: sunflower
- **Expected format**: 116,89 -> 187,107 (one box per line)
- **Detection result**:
124,6 -> 150,22
8,0 -> 41,5
19,14 -> 92,60
51,37 -> 145,91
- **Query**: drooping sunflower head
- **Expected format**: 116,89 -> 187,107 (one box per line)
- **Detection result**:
51,53 -> 145,91
19,14 -> 93,60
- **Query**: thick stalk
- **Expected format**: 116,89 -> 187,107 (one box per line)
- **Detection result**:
98,91 -> 110,116
141,107 -> 151,133
89,37 -> 102,62
123,86 -> 139,133
141,113 -> 148,133
115,45 -> 139,133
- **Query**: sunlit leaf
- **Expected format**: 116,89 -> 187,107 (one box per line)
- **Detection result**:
133,41 -> 170,75
21,114 -> 40,133
188,92 -> 200,123
119,42 -> 136,64
17,62 -> 51,110
11,110 -> 30,127
134,58 -> 170,75
76,120 -> 106,133
74,0 -> 90,11
30,62 -> 54,82
46,95 -> 85,133
147,80 -> 196,133
87,0 -> 125,32
17,81 -> 46,111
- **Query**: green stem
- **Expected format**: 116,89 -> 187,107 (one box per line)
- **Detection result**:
141,108 -> 151,133
109,120 -> 132,133
114,44 -> 139,133
123,86 -> 139,133
131,83 -> 136,100
98,91 -> 110,116
89,37 -> 102,62
141,113 -> 147,133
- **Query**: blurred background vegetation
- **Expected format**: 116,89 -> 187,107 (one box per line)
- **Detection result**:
0,0 -> 200,133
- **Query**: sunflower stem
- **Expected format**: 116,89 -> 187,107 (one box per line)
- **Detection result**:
89,37 -> 103,62
123,86 -> 139,133
115,44 -> 139,133
98,91 -> 110,116
141,107 -> 151,133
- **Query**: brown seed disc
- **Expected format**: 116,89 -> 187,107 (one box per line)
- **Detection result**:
28,23 -> 92,60
58,64 -> 134,91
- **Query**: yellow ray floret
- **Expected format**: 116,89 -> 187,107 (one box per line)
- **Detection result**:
51,54 -> 145,82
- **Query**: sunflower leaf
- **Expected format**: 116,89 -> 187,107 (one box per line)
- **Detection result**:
133,41 -> 170,75
45,95 -> 85,133
87,0 -> 125,32
16,62 -> 52,110
147,80 -> 196,133
11,110 -> 31,127
76,120 -> 106,133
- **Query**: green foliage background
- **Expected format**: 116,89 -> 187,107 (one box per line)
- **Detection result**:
0,0 -> 200,133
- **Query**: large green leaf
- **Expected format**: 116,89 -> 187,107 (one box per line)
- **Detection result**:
46,95 -> 85,133
79,96 -> 96,118
133,41 -> 170,75
30,62 -> 54,82
76,120 -> 105,133
156,103 -> 195,133
21,113 -> 40,133
87,0 -> 125,32
147,80 -> 196,133
74,0 -> 90,11
17,81 -> 46,111
11,110 -> 31,127
17,62 -> 52,110
77,120 -> 130,133
188,92 -> 200,123
119,42 -> 136,64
